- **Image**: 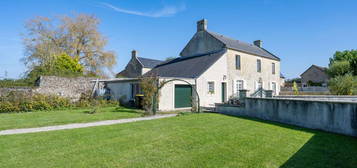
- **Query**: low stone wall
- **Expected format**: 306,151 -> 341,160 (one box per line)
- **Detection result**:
275,95 -> 357,102
216,98 -> 357,137
0,87 -> 33,97
0,76 -> 98,101
34,76 -> 97,101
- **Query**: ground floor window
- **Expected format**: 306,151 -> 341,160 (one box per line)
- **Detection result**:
131,83 -> 141,99
236,80 -> 244,96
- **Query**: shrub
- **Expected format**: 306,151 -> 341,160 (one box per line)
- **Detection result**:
0,91 -> 119,113
328,74 -> 357,95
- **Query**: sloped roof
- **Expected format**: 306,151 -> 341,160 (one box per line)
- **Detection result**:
137,57 -> 163,68
207,31 -> 280,61
300,64 -> 327,77
144,49 -> 226,78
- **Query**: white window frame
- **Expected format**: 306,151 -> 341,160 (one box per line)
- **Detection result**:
271,81 -> 277,95
272,62 -> 276,74
208,81 -> 215,94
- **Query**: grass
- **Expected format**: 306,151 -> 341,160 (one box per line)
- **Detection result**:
0,113 -> 356,168
0,106 -> 143,130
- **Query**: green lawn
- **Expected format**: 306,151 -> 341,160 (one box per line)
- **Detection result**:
0,106 -> 142,130
0,113 -> 356,168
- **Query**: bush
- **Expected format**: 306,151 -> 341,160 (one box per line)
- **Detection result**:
328,74 -> 357,95
0,91 -> 119,113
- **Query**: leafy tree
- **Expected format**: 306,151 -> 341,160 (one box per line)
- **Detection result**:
139,76 -> 159,115
326,61 -> 351,78
26,54 -> 85,83
329,50 -> 357,75
22,14 -> 116,76
328,74 -> 357,95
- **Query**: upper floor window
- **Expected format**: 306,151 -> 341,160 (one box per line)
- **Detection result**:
208,81 -> 215,94
257,59 -> 261,72
235,55 -> 241,70
272,63 -> 276,74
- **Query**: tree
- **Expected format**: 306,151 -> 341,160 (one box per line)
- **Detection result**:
293,81 -> 299,95
329,50 -> 357,75
328,74 -> 357,95
139,76 -> 160,115
26,53 -> 84,83
22,14 -> 116,76
326,61 -> 351,78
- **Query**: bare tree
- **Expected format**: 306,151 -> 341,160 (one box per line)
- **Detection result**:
22,14 -> 116,76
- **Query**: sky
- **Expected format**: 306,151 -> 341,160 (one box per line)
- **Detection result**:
0,0 -> 357,79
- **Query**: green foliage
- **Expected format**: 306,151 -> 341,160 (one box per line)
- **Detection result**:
26,53 -> 84,84
139,76 -> 160,114
328,74 -> 357,95
329,50 -> 357,75
0,91 -> 118,113
327,61 -> 351,78
293,81 -> 299,95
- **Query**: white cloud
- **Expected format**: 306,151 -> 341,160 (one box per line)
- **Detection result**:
101,2 -> 186,18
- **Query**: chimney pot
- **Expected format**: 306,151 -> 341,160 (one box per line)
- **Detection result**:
197,19 -> 207,32
131,50 -> 137,58
253,40 -> 263,48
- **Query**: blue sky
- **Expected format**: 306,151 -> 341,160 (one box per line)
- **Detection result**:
0,0 -> 356,79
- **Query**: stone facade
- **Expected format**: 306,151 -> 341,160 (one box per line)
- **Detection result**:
117,55 -> 143,78
301,65 -> 329,86
34,76 -> 97,101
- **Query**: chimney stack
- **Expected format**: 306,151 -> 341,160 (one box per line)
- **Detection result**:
131,50 -> 137,58
253,40 -> 262,48
197,19 -> 207,32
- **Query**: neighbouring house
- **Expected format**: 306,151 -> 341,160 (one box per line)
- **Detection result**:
300,65 -> 329,87
104,19 -> 281,111
116,50 -> 163,78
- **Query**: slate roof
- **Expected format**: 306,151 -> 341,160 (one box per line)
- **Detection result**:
300,65 -> 327,76
144,49 -> 226,78
207,31 -> 280,61
137,57 -> 163,68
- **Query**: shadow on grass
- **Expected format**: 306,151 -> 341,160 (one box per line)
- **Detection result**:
111,107 -> 143,114
220,114 -> 357,168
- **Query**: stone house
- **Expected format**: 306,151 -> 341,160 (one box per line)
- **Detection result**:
116,50 -> 163,78
105,19 -> 281,111
300,65 -> 329,87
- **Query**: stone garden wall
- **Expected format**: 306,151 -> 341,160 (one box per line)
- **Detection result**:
0,76 -> 98,101
216,97 -> 357,137
34,76 -> 97,101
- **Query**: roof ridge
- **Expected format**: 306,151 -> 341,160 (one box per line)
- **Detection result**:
137,57 -> 163,62
155,49 -> 226,68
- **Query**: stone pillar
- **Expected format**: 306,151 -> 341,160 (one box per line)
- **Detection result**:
265,90 -> 273,98
239,89 -> 249,99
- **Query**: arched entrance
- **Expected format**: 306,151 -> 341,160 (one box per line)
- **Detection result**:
152,78 -> 201,114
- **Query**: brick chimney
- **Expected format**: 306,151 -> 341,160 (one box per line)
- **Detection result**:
253,40 -> 262,48
197,19 -> 207,32
131,50 -> 138,59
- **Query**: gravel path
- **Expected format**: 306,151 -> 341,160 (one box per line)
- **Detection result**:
0,114 -> 177,136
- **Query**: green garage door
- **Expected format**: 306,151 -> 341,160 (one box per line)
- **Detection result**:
174,85 -> 192,108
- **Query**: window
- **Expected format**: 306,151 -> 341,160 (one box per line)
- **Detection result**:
236,80 -> 244,92
235,55 -> 241,70
236,80 -> 244,96
272,63 -> 276,74
272,82 -> 277,95
208,82 -> 215,93
257,59 -> 261,72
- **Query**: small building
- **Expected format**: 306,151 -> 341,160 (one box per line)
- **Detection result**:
116,50 -> 163,78
300,65 -> 329,87
106,19 -> 281,111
